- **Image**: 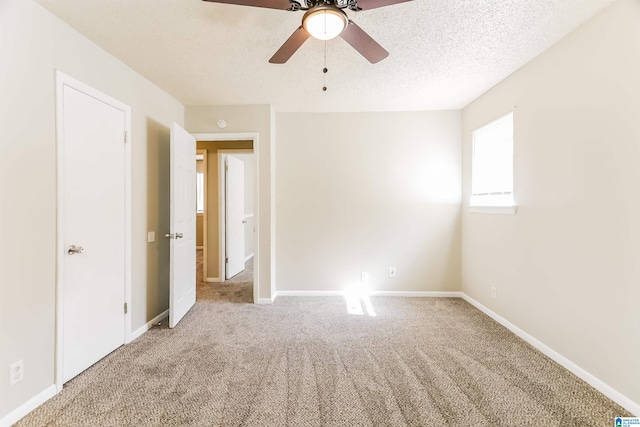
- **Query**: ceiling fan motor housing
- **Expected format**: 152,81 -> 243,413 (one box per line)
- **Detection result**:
302,4 -> 349,40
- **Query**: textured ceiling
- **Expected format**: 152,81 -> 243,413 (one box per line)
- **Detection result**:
36,0 -> 615,112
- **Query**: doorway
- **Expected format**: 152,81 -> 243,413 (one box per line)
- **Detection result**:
194,135 -> 258,303
219,151 -> 254,281
54,71 -> 132,389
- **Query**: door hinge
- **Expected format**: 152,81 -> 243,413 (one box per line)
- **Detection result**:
225,257 -> 228,264
124,302 -> 128,314
124,131 -> 128,144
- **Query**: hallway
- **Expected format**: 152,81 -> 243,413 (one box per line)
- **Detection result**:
196,249 -> 253,303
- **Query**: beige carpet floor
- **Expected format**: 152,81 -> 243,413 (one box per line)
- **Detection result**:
17,295 -> 631,426
196,249 -> 253,303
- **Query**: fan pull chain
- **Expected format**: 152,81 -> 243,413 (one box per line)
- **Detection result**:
322,40 -> 328,92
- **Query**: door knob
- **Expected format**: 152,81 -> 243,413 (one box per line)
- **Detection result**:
67,245 -> 84,255
175,232 -> 184,239
165,233 -> 174,239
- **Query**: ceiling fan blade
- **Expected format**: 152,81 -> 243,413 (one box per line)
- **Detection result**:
269,26 -> 310,64
352,0 -> 413,11
340,21 -> 388,64
202,0 -> 293,11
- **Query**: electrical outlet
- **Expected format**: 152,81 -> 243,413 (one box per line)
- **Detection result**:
389,267 -> 397,278
361,272 -> 369,282
491,287 -> 497,299
9,360 -> 23,386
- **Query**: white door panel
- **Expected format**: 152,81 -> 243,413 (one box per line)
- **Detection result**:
62,85 -> 126,382
226,156 -> 245,279
169,122 -> 196,328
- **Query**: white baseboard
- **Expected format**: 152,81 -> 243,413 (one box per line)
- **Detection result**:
276,290 -> 344,297
0,384 -> 56,427
244,253 -> 254,263
129,309 -> 169,342
461,293 -> 640,416
1,308 -> 172,426
370,291 -> 462,297
205,277 -> 221,283
275,290 -> 462,298
4,293 -> 634,427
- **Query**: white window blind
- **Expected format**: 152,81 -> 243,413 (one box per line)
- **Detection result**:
196,172 -> 205,213
471,112 -> 514,207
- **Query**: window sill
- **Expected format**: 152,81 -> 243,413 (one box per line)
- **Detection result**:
467,205 -> 518,215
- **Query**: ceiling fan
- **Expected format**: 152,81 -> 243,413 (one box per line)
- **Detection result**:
202,0 -> 413,64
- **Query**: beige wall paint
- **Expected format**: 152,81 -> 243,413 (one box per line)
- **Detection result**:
196,214 -> 204,247
195,141 -> 253,279
3,0 -> 636,421
276,111 -> 461,292
0,0 -> 184,419
461,0 -> 640,407
186,105 -> 275,299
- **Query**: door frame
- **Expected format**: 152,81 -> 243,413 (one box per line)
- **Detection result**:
193,133 -> 259,303
54,71 -> 132,392
218,150 -> 253,281
196,149 -> 208,279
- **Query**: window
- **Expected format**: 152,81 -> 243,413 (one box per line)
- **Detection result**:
196,172 -> 205,213
470,112 -> 515,209
196,153 -> 205,213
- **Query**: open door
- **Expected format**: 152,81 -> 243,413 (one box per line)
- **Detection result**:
169,122 -> 196,328
225,155 -> 245,279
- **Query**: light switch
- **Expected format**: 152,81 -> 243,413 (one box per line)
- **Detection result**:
148,231 -> 155,243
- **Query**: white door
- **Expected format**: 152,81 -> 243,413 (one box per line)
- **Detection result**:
61,84 -> 126,383
169,122 -> 196,328
225,156 -> 245,279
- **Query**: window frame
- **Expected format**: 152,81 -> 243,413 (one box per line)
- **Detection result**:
469,111 -> 517,215
196,172 -> 205,214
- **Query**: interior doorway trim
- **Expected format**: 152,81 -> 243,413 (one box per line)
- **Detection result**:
196,149 -> 208,279
54,71 -> 132,392
192,133 -> 260,304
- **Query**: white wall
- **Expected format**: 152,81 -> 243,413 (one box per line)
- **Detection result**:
4,0 -> 636,421
461,0 -> 640,409
0,0 -> 184,421
276,111 -> 461,292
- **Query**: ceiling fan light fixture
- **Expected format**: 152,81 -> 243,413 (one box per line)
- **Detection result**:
303,7 -> 348,40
